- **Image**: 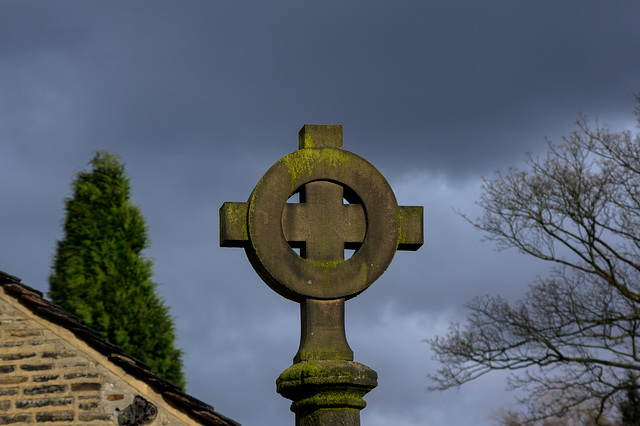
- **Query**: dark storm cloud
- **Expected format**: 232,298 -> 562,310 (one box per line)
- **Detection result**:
4,1 -> 638,179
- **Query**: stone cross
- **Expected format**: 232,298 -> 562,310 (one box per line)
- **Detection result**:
220,125 -> 423,425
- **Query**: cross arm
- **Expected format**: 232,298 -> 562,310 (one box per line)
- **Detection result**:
398,206 -> 423,251
221,201 -> 423,251
220,201 -> 248,247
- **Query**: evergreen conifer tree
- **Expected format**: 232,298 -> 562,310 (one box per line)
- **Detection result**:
49,151 -> 186,389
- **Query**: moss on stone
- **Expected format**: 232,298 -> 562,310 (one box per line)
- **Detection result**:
281,148 -> 352,194
277,360 -> 377,417
222,202 -> 248,241
303,132 -> 314,148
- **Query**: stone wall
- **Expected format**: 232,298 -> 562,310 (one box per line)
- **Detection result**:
0,286 -> 200,425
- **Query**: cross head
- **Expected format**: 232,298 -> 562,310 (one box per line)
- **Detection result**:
220,125 -> 423,361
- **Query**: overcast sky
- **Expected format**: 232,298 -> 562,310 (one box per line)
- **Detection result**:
2,2 -> 640,425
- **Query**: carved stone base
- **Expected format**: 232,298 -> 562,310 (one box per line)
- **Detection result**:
276,360 -> 377,426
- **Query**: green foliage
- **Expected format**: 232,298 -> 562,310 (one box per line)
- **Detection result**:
49,151 -> 186,389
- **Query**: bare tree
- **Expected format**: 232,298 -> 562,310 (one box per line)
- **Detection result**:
429,94 -> 640,423
490,399 -> 620,426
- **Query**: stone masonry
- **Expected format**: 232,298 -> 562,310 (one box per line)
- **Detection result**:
0,272 -> 238,426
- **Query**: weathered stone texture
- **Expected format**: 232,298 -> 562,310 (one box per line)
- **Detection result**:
78,412 -> 111,421
0,378 -> 27,386
71,382 -> 102,392
0,287 -> 233,425
23,384 -> 67,395
32,374 -> 59,383
34,410 -> 74,422
14,396 -> 73,409
20,364 -> 54,372
0,353 -> 35,361
0,413 -> 32,424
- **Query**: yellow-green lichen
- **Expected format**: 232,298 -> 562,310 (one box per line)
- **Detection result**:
303,258 -> 370,289
277,360 -> 377,412
304,132 -> 314,148
281,149 -> 353,193
307,260 -> 342,272
359,261 -> 368,286
278,360 -> 377,382
223,202 -> 248,240
306,259 -> 342,287
282,152 -> 314,187
321,148 -> 352,171
397,208 -> 407,247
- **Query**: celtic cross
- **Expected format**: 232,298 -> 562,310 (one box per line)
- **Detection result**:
220,125 -> 423,425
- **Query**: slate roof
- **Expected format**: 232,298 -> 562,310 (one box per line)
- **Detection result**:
0,270 -> 239,426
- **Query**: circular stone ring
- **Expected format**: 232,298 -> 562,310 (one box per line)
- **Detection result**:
245,147 -> 400,301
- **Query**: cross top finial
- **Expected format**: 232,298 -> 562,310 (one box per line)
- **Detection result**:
298,124 -> 343,149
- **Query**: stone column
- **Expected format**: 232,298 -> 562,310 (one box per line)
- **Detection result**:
277,360 -> 377,426
277,298 -> 377,425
